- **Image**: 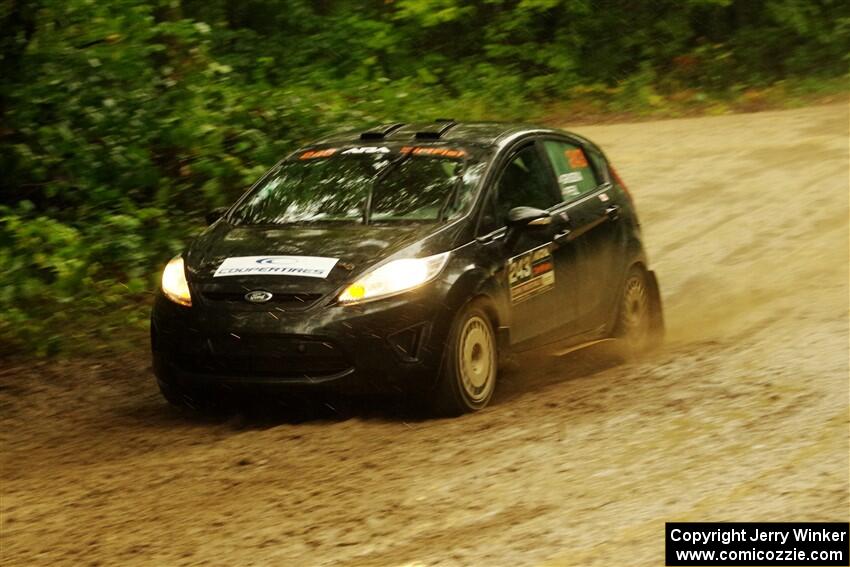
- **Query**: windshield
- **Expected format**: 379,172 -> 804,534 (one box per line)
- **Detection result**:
230,146 -> 487,225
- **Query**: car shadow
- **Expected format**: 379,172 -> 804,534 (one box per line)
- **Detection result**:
118,341 -> 626,429
118,385 -> 434,428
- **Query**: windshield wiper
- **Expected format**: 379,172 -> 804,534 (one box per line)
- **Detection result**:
437,162 -> 467,222
363,152 -> 412,225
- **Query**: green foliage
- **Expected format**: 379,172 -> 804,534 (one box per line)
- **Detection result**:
1,0 -> 847,355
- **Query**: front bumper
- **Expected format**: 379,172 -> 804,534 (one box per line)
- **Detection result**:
150,285 -> 453,395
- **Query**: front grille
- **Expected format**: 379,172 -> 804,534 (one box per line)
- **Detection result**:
201,291 -> 323,309
188,353 -> 351,378
174,335 -> 351,379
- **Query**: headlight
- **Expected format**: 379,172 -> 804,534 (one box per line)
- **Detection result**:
161,256 -> 192,306
338,252 -> 450,304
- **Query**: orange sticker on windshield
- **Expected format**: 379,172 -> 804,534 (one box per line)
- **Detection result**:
400,146 -> 466,158
565,148 -> 588,168
299,148 -> 337,160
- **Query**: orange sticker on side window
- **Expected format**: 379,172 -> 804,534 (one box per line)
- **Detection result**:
400,146 -> 466,158
299,148 -> 337,160
565,148 -> 588,168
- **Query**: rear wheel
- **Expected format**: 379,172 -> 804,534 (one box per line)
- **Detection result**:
433,301 -> 498,415
613,266 -> 654,359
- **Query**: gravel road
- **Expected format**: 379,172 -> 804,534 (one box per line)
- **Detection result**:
2,103 -> 848,567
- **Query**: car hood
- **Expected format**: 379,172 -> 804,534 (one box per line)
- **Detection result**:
185,221 -> 455,297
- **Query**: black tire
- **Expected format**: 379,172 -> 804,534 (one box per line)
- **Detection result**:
157,378 -> 223,413
612,265 -> 658,360
433,300 -> 498,415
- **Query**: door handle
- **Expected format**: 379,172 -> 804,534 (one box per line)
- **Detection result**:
553,229 -> 571,245
605,205 -> 620,221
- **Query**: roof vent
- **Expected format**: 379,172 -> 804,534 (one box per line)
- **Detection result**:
359,122 -> 405,140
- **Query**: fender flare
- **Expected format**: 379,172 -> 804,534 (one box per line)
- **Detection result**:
441,267 -> 510,351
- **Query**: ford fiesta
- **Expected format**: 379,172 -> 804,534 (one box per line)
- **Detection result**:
151,120 -> 664,414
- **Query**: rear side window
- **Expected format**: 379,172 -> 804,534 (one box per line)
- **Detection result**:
542,141 -> 599,201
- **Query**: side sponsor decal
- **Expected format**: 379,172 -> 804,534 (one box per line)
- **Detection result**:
507,244 -> 555,304
558,171 -> 584,184
561,184 -> 581,198
565,148 -> 589,168
214,256 -> 339,278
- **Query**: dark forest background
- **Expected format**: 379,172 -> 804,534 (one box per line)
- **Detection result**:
1,0 -> 848,354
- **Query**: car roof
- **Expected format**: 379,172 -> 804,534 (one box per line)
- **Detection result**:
312,121 -> 580,149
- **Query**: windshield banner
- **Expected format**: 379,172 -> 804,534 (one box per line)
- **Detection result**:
213,256 -> 339,278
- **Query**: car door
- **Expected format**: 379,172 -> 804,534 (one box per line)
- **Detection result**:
476,141 -> 582,346
541,138 -> 627,334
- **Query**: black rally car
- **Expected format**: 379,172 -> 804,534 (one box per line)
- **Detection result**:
152,120 -> 663,414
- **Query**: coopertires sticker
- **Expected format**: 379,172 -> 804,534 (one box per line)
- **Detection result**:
508,244 -> 555,303
214,256 -> 339,278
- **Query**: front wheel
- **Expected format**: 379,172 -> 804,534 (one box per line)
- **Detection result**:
433,301 -> 498,415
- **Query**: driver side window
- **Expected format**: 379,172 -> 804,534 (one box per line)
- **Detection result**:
496,144 -> 558,216
479,144 -> 557,234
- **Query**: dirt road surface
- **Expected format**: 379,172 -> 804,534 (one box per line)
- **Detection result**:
2,103 -> 848,566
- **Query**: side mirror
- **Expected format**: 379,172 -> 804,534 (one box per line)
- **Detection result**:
205,206 -> 228,225
506,206 -> 552,229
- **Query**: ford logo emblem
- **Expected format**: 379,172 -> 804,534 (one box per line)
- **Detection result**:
244,290 -> 273,303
